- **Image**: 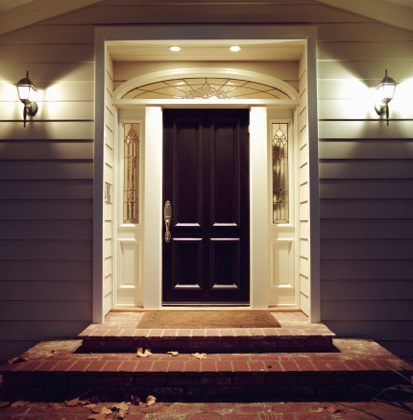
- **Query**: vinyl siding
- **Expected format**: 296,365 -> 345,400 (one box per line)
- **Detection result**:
0,24 -> 95,360
0,0 -> 412,360
317,21 -> 413,356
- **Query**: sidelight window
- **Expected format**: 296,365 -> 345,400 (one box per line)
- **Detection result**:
272,123 -> 289,224
123,123 -> 140,224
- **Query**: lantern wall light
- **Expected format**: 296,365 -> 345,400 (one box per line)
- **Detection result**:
16,71 -> 38,127
374,69 -> 397,126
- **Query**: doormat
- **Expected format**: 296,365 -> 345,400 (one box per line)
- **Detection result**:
137,310 -> 281,329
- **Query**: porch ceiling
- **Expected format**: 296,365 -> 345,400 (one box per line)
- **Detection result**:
107,40 -> 305,62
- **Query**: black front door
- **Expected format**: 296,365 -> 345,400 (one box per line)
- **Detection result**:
162,109 -> 250,304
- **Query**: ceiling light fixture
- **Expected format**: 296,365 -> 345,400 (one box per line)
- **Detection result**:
169,45 -> 181,52
16,71 -> 38,128
374,69 -> 397,126
230,45 -> 241,52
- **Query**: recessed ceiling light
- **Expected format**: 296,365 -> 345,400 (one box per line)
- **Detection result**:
230,45 -> 241,52
169,45 -> 181,52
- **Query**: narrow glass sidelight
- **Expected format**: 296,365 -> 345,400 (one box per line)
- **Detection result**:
124,123 -> 140,224
272,123 -> 289,224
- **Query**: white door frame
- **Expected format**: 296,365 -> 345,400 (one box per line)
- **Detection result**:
94,24 -> 320,322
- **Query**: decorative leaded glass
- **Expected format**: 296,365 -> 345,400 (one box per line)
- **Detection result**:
122,78 -> 292,100
124,123 -> 140,224
272,123 -> 289,224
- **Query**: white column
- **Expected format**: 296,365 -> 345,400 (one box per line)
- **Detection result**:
143,106 -> 163,308
250,106 -> 269,308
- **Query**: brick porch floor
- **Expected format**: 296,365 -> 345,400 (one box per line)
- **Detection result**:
1,310 -> 412,404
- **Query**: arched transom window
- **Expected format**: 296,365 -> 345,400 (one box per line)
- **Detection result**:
121,77 -> 292,100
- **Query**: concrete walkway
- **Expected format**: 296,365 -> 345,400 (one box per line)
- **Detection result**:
0,398 -> 412,419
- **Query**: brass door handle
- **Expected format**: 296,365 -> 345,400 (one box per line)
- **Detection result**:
164,201 -> 172,243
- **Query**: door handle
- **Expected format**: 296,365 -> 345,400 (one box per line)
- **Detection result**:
164,200 -> 172,243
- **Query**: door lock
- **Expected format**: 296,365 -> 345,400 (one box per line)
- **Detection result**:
164,201 -> 172,243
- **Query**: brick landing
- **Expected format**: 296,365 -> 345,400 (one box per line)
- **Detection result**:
78,311 -> 336,353
1,311 -> 412,402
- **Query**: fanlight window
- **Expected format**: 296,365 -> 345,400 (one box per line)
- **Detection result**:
122,78 -> 292,100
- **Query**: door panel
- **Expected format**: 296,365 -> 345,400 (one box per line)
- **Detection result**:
163,109 -> 249,304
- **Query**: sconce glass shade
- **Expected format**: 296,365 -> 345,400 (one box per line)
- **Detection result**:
377,69 -> 397,103
16,71 -> 38,127
375,69 -> 397,126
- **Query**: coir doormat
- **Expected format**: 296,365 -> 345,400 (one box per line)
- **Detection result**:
137,310 -> 280,329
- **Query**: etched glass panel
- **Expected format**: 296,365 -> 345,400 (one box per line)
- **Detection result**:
124,123 -> 140,224
272,123 -> 289,224
122,78 -> 292,100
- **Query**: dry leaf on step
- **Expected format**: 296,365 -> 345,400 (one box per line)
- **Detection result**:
326,405 -> 342,414
192,352 -> 207,360
11,401 -> 28,408
100,407 -> 113,415
112,402 -> 130,412
136,347 -> 152,358
8,355 -> 29,364
89,405 -> 101,414
146,395 -> 157,407
65,397 -> 80,407
167,351 -> 179,357
49,402 -> 65,410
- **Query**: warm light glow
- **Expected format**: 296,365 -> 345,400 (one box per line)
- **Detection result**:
230,45 -> 241,52
169,45 -> 181,52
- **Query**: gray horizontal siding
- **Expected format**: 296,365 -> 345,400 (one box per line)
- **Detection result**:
0,0 -> 412,360
0,27 -> 94,359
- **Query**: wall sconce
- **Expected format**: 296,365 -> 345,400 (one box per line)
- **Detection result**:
16,71 -> 38,127
374,69 -> 397,126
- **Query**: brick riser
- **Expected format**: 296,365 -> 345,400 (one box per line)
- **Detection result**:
1,339 -> 412,402
79,335 -> 336,353
2,369 -> 408,402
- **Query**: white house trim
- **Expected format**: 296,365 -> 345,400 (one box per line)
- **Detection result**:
94,24 -> 320,322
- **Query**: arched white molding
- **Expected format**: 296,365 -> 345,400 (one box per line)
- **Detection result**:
114,68 -> 299,101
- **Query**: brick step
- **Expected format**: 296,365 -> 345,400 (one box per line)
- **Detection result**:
78,331 -> 336,353
77,311 -> 337,353
1,338 -> 412,402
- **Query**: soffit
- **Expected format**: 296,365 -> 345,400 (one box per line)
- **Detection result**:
0,0 -> 412,36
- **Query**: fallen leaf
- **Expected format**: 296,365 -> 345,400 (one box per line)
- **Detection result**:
146,395 -> 156,407
100,407 -> 113,415
136,347 -> 152,358
192,352 -> 207,360
8,355 -> 29,365
112,402 -> 130,412
11,401 -> 28,408
89,405 -> 101,414
44,350 -> 55,358
79,399 -> 90,406
326,405 -> 341,414
0,402 -> 10,408
49,402 -> 64,410
65,397 -> 80,407
167,351 -> 179,357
